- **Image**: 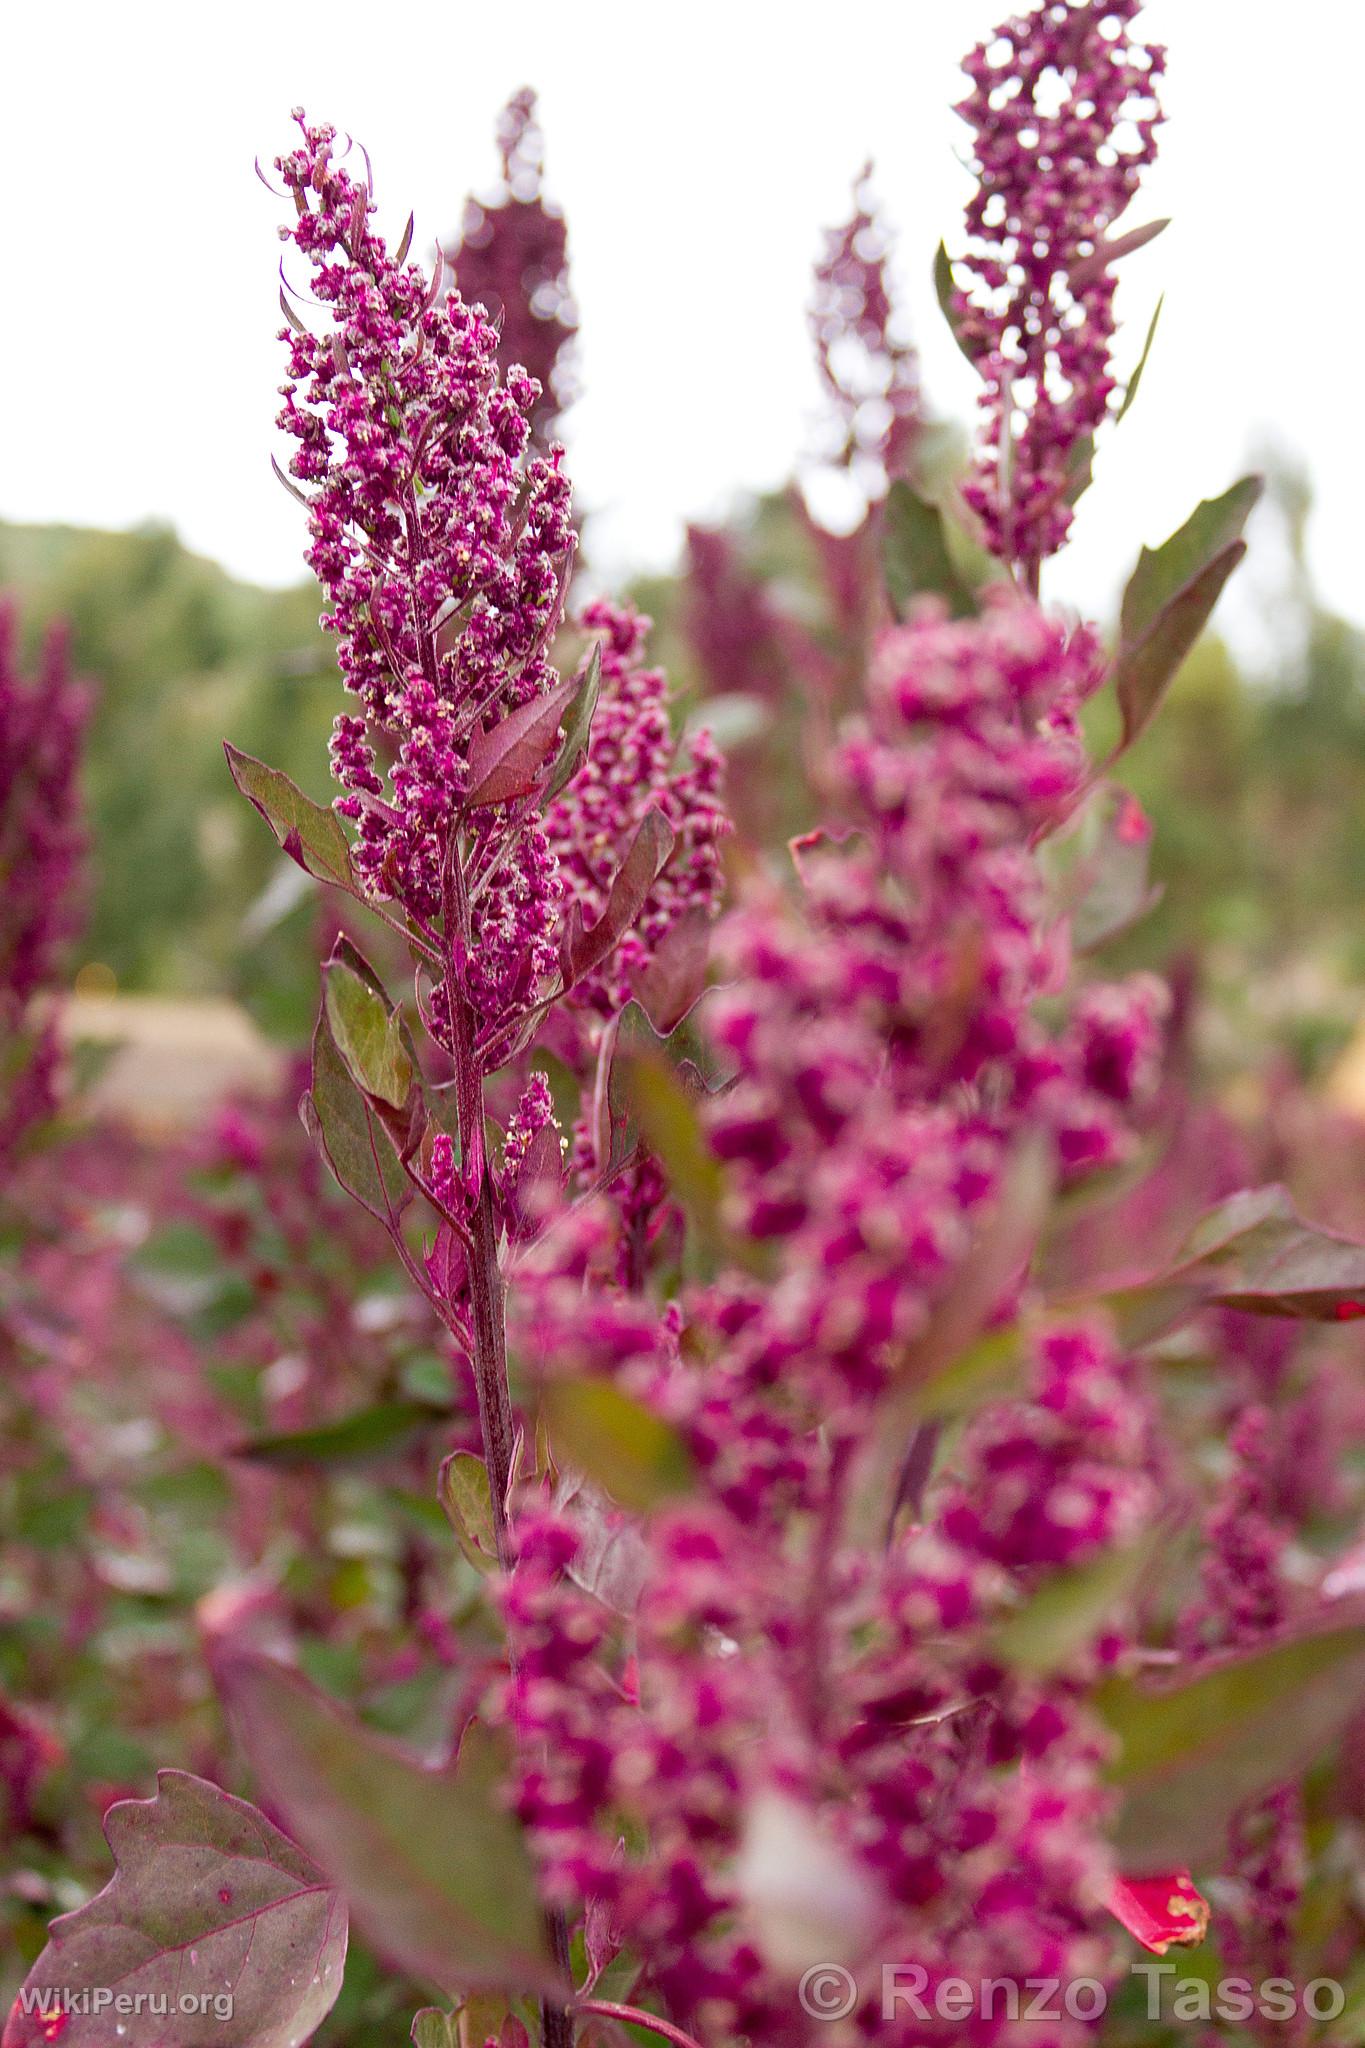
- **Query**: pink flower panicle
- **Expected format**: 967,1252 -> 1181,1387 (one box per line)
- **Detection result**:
809,162 -> 923,499
505,596 -> 1169,2038
1177,1405 -> 1291,1660
444,89 -> 578,443
954,0 -> 1165,572
544,600 -> 728,1021
275,112 -> 575,1048
0,603 -> 89,1168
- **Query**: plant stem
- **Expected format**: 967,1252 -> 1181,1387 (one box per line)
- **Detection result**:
571,2004 -> 705,2048
441,830 -> 574,2048
442,841 -> 517,1571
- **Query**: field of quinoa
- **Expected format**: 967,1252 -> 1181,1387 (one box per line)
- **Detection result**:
6,7 -> 1365,2046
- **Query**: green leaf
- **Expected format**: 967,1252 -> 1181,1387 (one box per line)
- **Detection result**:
438,1450 -> 499,1572
3,1771 -> 346,2048
1063,432 -> 1095,508
238,1402 -> 443,1468
1099,1623 -> 1365,1869
541,1378 -> 694,1513
883,482 -> 976,622
1111,478 -> 1262,755
1115,295 -> 1164,426
412,2011 -> 461,2048
304,992 -> 412,1228
933,242 -> 984,372
224,742 -> 354,889
543,643 -> 602,804
622,1051 -> 725,1250
993,1537 -> 1160,1676
326,958 -> 413,1109
214,1652 -> 561,1997
908,1324 -> 1026,1421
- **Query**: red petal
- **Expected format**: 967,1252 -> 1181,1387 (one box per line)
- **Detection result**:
1108,1870 -> 1210,1954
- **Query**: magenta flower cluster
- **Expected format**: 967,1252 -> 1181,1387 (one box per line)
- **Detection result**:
444,89 -> 578,444
953,0 -> 1165,572
809,163 -> 923,499
544,599 -> 727,1022
275,113 -> 574,1046
504,594 -> 1168,2038
0,604 -> 89,1169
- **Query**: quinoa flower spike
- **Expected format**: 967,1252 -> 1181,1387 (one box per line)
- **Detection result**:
950,0 -> 1166,585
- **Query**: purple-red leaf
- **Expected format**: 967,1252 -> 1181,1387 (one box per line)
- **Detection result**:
628,907 -> 713,1035
508,1119 -> 565,1238
465,677 -> 577,811
560,808 -> 675,990
3,1771 -> 346,2048
214,1652 -> 560,1997
1176,1184 -> 1365,1320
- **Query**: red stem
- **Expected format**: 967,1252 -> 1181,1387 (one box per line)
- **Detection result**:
440,832 -> 573,2048
572,2003 -> 705,2048
441,837 -> 516,1573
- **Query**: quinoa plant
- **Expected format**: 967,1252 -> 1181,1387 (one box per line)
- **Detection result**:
12,8 -> 1365,2048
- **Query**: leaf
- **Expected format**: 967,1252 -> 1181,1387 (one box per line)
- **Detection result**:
898,1137 -> 1053,1397
224,743 -> 353,889
1175,1184 -> 1365,1319
542,644 -> 602,805
325,958 -> 413,1109
622,1052 -> 725,1250
1064,433 -> 1095,508
1115,295 -> 1164,427
2,1770 -> 346,2048
1178,1182 -> 1296,1261
438,1451 -> 498,1572
992,1537 -> 1159,1675
329,937 -> 427,1155
214,1652 -> 561,1997
465,676 -> 578,810
628,908 -> 712,1036
933,242 -> 984,372
560,808 -> 676,990
882,482 -> 976,622
540,1378 -> 693,1514
908,1324 -> 1025,1422
507,1121 -> 565,1239
412,2012 -> 460,2048
304,993 -> 412,1229
238,1402 -> 443,1468
557,1475 -> 651,1615
1068,788 -> 1163,952
1111,478 -> 1262,755
1107,1871 -> 1210,1955
1070,217 -> 1169,290
1099,1622 -> 1365,1869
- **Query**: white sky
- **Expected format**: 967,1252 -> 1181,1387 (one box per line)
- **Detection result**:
3,0 -> 1361,632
